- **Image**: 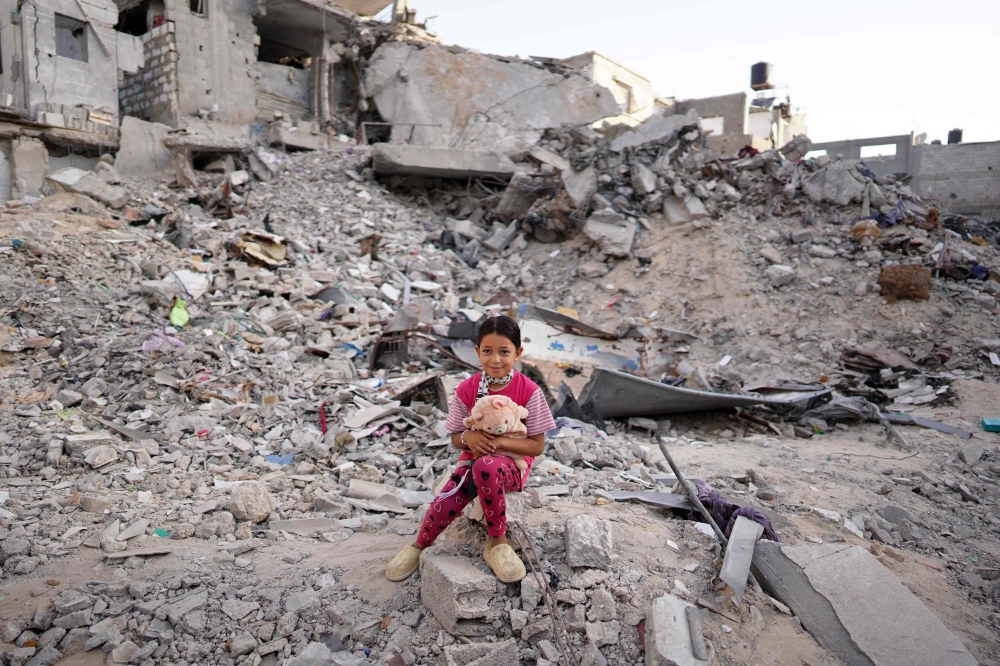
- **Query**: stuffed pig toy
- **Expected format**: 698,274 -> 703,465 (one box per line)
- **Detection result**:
463,394 -> 529,471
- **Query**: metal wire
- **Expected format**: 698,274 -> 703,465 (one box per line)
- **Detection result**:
509,521 -> 581,666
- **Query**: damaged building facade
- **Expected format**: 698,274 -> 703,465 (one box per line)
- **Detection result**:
0,0 -> 143,198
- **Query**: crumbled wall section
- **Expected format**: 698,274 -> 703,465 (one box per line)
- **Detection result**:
120,23 -> 180,124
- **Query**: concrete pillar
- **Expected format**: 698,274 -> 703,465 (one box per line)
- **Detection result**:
11,137 -> 49,200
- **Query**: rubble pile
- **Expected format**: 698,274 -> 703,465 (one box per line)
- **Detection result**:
1,104 -> 999,664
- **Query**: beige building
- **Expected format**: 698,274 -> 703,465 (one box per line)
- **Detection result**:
557,51 -> 671,127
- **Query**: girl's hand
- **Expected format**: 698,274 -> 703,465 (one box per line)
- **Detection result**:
464,431 -> 495,458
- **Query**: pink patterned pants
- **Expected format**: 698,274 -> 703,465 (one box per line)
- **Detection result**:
417,455 -> 522,547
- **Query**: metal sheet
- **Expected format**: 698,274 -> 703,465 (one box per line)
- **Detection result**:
579,367 -> 831,419
515,304 -> 618,339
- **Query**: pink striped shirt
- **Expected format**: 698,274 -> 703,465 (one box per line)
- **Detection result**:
445,371 -> 556,473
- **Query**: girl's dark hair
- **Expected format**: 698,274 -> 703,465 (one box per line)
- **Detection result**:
476,315 -> 522,348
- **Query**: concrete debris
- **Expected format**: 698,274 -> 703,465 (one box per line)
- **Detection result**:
0,11 -> 995,666
372,144 -> 518,180
364,42 -> 620,153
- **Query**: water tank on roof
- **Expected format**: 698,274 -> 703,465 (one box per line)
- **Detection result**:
751,62 -> 773,91
948,128 -> 963,144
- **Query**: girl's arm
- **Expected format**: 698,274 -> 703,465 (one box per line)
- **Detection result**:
491,434 -> 545,457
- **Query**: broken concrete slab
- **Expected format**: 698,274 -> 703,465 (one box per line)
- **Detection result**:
420,555 -> 494,636
610,109 -> 701,153
372,144 -> 517,181
495,173 -> 540,221
46,168 -> 128,209
441,638 -> 519,666
268,126 -> 337,152
718,515 -> 763,604
752,542 -> 978,666
583,209 -> 635,257
562,166 -> 598,209
364,42 -> 620,153
645,594 -> 708,666
662,195 -> 691,225
114,117 -> 174,177
484,221 -> 520,253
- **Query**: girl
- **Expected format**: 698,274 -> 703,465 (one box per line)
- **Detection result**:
385,315 -> 555,583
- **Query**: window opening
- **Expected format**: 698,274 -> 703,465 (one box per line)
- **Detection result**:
55,14 -> 88,62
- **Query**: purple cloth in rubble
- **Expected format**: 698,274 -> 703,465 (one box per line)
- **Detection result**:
693,481 -> 781,542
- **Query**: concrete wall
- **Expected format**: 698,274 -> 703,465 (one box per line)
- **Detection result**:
16,0 -> 123,122
911,142 -> 1000,217
165,0 -> 257,123
0,5 -> 25,111
674,92 -> 753,155
809,134 -> 1000,217
0,140 -> 11,202
120,23 -> 180,123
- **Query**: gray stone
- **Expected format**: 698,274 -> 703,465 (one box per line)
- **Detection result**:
110,640 -> 137,663
53,610 -> 91,629
880,505 -> 917,526
565,515 -> 613,570
645,594 -> 707,666
127,640 -> 158,663
589,589 -> 616,622
277,612 -> 298,637
764,264 -> 797,286
759,246 -> 782,264
268,518 -> 342,537
24,646 -> 61,666
441,638 -> 519,666
585,621 -> 619,648
36,627 -> 66,648
284,592 -> 319,615
495,173 -> 540,221
4,648 -> 36,666
79,495 -> 112,514
420,555 -> 494,636
55,389 -> 84,407
230,632 -> 257,656
313,495 -> 352,519
221,599 -> 260,621
58,628 -> 90,654
372,144 -> 517,180
583,209 -> 635,257
229,482 -> 276,524
2,537 -> 31,559
683,195 -> 708,220
562,166 -> 598,209
631,163 -> 657,196
46,168 -> 128,209
662,195 -> 691,225
80,378 -> 108,398
484,221 -> 520,253
2,620 -> 26,643
959,445 -> 984,466
809,244 -> 838,259
520,574 -> 547,610
288,641 -> 362,666
181,610 -> 206,634
161,590 -> 208,626
521,617 -> 553,644
790,228 -> 814,243
195,511 -> 236,538
510,608 -> 528,631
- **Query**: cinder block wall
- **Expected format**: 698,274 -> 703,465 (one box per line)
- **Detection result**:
165,0 -> 257,124
911,142 -> 1000,218
119,23 -> 180,124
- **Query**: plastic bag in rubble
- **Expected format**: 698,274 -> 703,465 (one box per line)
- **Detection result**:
799,396 -> 881,423
169,298 -> 190,328
548,416 -> 607,440
142,330 -> 184,353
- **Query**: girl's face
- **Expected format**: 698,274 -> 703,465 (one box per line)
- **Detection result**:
475,333 -> 522,380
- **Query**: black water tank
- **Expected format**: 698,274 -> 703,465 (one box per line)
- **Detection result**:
751,62 -> 773,90
948,128 -> 963,144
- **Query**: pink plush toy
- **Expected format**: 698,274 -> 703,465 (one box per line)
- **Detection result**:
463,394 -> 530,471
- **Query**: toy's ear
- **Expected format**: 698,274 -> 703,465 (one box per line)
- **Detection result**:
518,405 -> 529,419
490,396 -> 506,409
463,415 -> 475,427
